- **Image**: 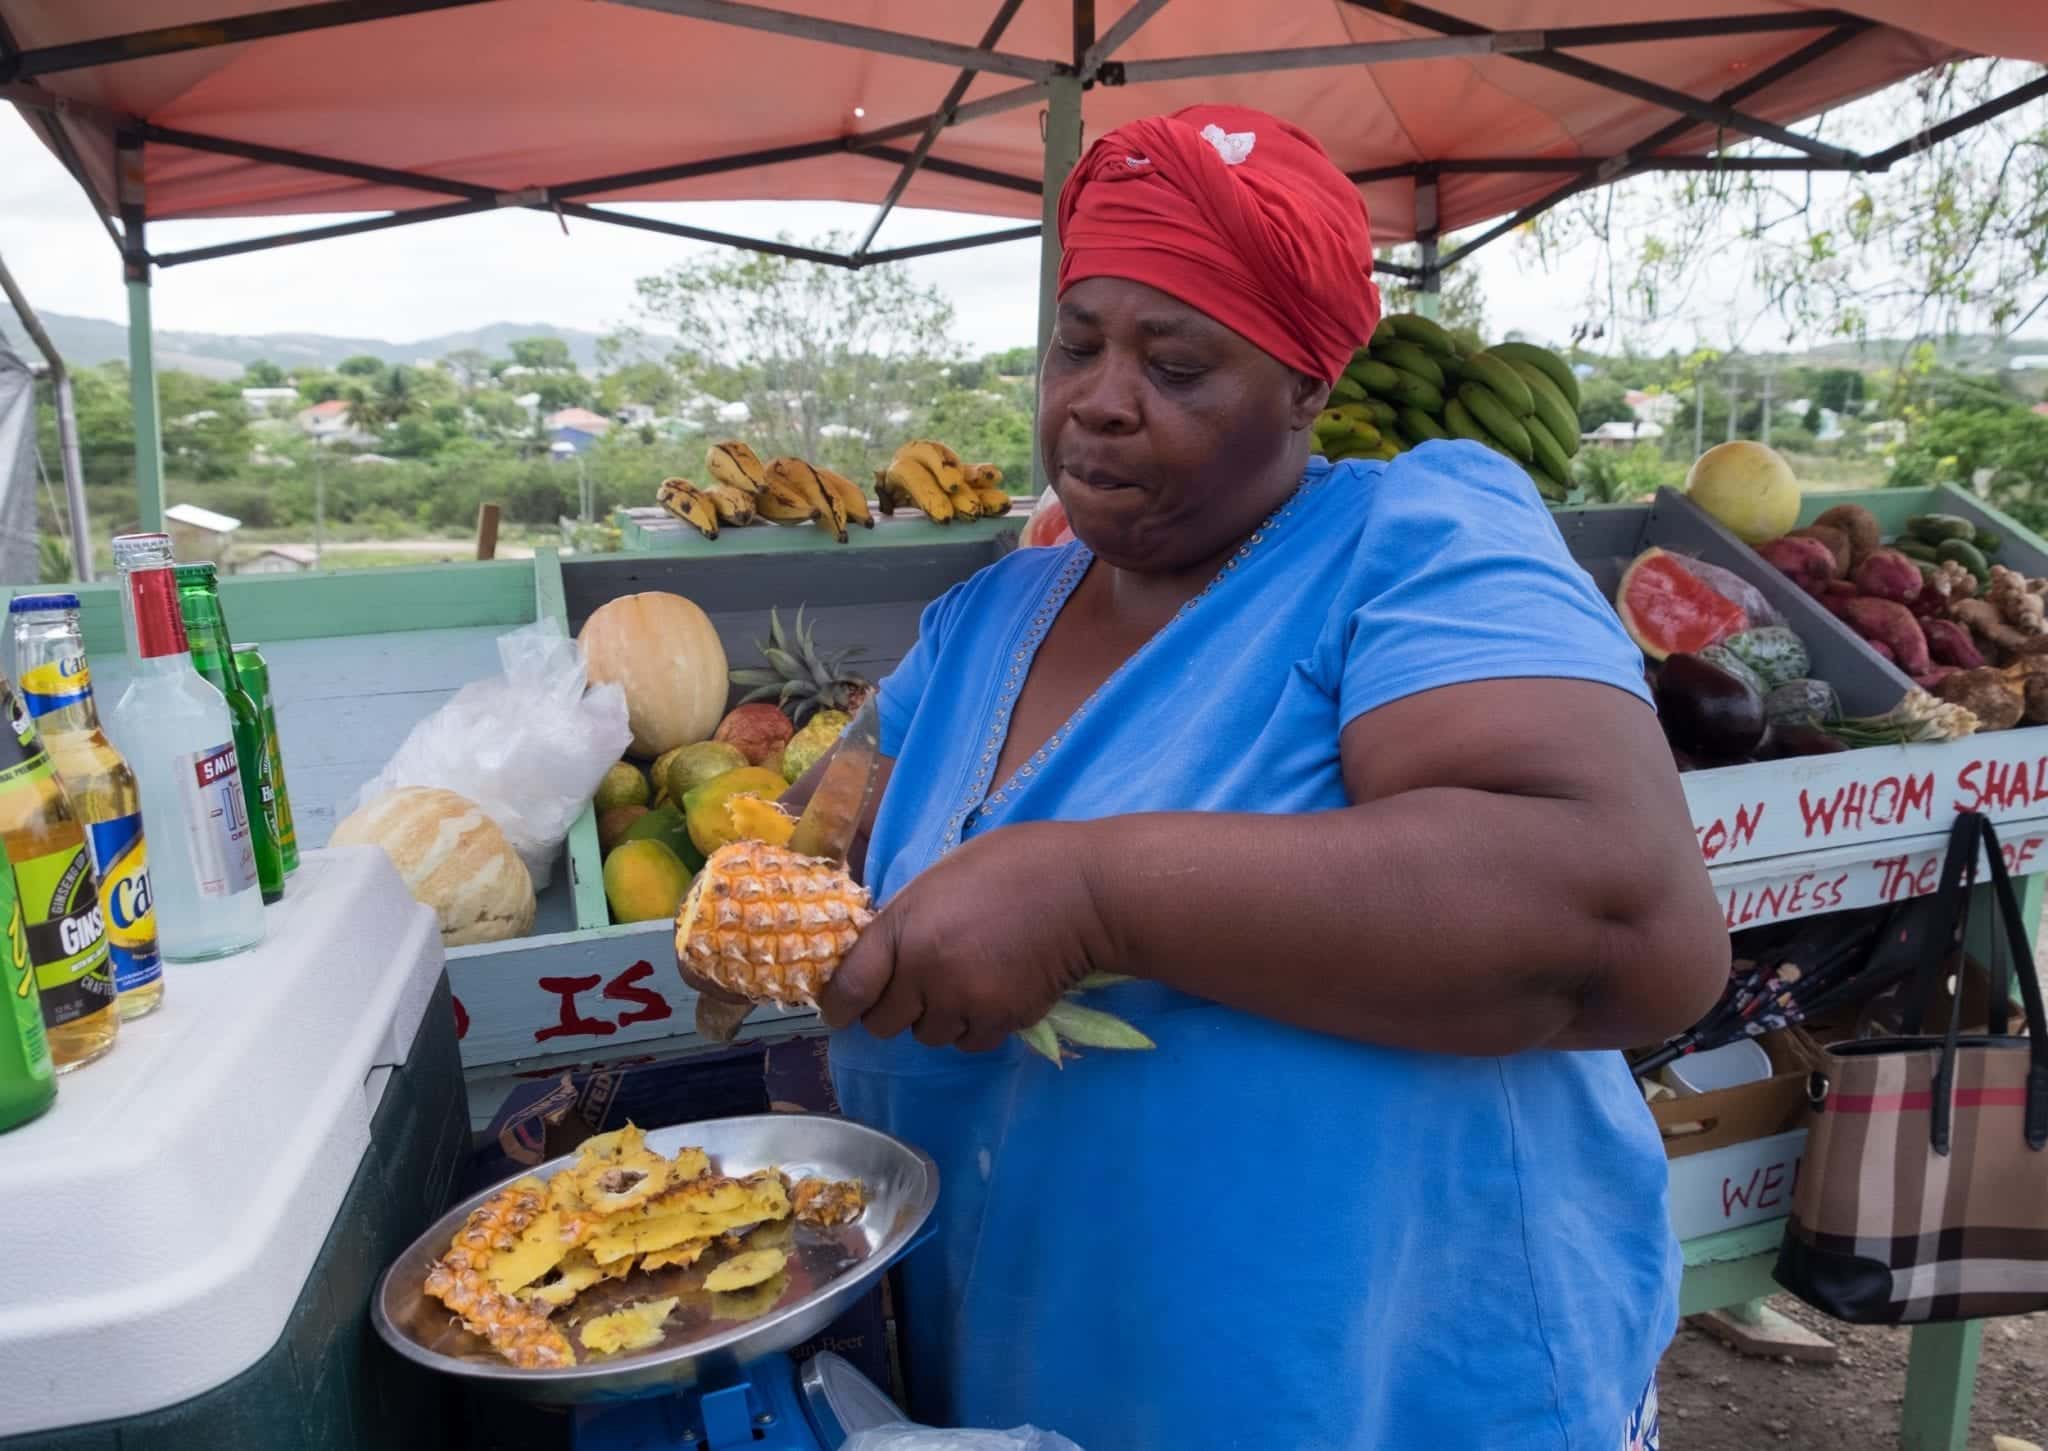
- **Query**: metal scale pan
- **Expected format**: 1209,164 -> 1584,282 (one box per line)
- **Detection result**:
372,1113 -> 938,1407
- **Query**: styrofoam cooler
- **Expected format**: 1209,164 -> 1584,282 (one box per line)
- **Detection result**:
0,847 -> 466,1448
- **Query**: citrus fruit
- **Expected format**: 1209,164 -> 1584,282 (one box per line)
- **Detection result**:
594,762 -> 650,813
1685,441 -> 1799,544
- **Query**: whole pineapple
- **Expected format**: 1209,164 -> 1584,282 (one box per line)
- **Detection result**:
729,607 -> 873,725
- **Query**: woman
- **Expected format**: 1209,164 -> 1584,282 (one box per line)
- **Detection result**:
776,106 -> 1723,1448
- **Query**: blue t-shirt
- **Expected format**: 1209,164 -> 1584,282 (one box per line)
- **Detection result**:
833,443 -> 1677,1450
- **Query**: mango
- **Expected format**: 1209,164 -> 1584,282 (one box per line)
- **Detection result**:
602,839 -> 691,924
622,802 -> 693,863
648,746 -> 687,806
665,741 -> 750,803
682,767 -> 789,856
597,803 -> 648,854
594,761 -> 650,812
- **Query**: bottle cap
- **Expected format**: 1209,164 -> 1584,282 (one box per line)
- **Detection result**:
8,594 -> 80,614
112,533 -> 174,571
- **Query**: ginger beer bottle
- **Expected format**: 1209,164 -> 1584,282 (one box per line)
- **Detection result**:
10,594 -> 164,1020
0,675 -> 116,1072
0,838 -> 57,1130
107,535 -> 265,961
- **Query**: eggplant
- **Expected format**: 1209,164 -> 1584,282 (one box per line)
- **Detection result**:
1655,653 -> 1766,761
1756,722 -> 1852,760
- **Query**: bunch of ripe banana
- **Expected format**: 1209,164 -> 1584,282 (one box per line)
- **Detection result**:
873,439 -> 1012,525
657,441 -> 874,544
1311,313 -> 1584,504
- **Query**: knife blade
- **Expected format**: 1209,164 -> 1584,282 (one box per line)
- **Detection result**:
788,697 -> 882,864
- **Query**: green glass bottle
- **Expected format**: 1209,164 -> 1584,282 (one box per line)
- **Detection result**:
175,566 -> 285,904
231,645 -> 299,876
0,823 -> 58,1132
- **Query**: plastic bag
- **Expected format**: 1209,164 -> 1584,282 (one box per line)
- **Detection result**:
352,620 -> 631,889
842,1427 -> 1084,1451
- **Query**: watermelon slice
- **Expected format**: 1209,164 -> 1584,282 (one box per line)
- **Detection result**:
1615,547 -> 1749,660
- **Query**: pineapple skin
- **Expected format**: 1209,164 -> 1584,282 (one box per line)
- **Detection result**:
675,841 -> 874,1008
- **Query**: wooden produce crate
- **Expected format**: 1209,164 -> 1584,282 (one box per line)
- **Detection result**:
1553,488 -> 2048,930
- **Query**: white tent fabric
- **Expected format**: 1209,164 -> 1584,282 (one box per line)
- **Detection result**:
0,338 -> 44,587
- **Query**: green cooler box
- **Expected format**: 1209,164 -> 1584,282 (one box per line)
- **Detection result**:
0,848 -> 466,1450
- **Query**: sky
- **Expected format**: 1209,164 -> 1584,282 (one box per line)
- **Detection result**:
0,98 -> 2019,365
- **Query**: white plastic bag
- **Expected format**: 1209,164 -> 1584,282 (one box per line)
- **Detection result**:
842,1427 -> 1084,1451
353,620 -> 631,889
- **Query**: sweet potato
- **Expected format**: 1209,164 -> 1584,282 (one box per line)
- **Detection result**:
1851,549 -> 1924,605
2024,675 -> 2048,726
1785,524 -> 1852,577
1933,667 -> 2025,731
1758,535 -> 1836,596
1839,597 -> 1931,676
1920,617 -> 1986,670
1810,503 -> 1882,566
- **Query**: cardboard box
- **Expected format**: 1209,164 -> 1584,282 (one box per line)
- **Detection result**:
1651,1029 -> 1817,1160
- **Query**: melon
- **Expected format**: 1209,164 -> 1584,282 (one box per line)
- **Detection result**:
579,592 -> 729,759
330,786 -> 536,945
1615,548 -> 1750,661
1685,441 -> 1800,544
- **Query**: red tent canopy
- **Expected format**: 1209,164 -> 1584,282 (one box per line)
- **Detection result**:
3,0 -> 2043,260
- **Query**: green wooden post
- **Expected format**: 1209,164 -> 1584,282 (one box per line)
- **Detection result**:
118,128 -> 165,533
532,549 -> 612,932
1901,1320 -> 1981,1451
1032,73 -> 1085,495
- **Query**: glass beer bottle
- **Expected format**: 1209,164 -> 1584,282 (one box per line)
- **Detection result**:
10,594 -> 164,1020
175,566 -> 284,904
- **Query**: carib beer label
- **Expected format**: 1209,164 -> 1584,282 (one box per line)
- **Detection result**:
19,657 -> 92,720
86,812 -> 160,995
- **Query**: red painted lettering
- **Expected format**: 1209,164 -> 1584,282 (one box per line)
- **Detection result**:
2012,838 -> 2043,876
1898,773 -> 1935,823
1987,760 -> 2015,811
1955,760 -> 1986,814
1915,856 -> 1941,896
1872,855 -> 1914,901
1758,1161 -> 1788,1210
1722,1168 -> 1759,1216
451,994 -> 469,1041
534,974 -> 616,1043
1799,788 -> 1842,839
602,960 -> 674,1029
1731,802 -> 1765,853
1698,818 -> 1728,862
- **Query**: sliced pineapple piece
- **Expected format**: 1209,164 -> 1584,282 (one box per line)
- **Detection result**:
579,1297 -> 680,1356
710,1273 -> 790,1323
576,1123 -> 650,1164
585,1173 -> 791,1265
447,1177 -> 549,1270
640,1237 -> 713,1272
792,1176 -> 866,1228
519,1250 -> 609,1310
726,794 -> 797,847
704,1248 -> 787,1292
569,1147 -> 678,1219
484,1209 -> 571,1293
746,1219 -> 795,1252
424,1258 -> 575,1369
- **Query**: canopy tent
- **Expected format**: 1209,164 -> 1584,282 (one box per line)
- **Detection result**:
3,0 -> 2045,523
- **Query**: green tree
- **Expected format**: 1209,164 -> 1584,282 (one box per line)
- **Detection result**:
534,372 -> 596,413
1576,376 -> 1635,432
158,371 -> 252,481
1804,403 -> 1826,434
1375,236 -> 1489,350
337,353 -> 387,378
988,347 -> 1038,378
242,359 -> 286,387
471,389 -> 531,433
1815,368 -> 1867,415
597,359 -> 682,413
630,234 -> 958,471
508,336 -> 574,371
441,347 -> 496,393
293,368 -> 346,403
922,385 -> 1035,484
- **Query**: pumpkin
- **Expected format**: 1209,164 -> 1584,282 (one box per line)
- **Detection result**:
579,592 -> 729,758
330,787 -> 535,945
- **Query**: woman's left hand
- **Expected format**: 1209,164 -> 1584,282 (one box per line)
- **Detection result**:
817,821 -> 1108,1051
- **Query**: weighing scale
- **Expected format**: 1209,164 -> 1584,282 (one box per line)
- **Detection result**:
373,1114 -> 939,1451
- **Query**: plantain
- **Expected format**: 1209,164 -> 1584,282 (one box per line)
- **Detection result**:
1348,358 -> 1404,397
656,478 -> 720,540
1506,360 -> 1583,459
1457,382 -> 1535,463
904,440 -> 980,519
1361,398 -> 1398,428
966,464 -> 1012,517
1398,406 -> 1447,444
1385,312 -> 1458,355
1369,338 -> 1446,390
702,482 -> 757,526
1444,397 -> 1515,461
872,469 -> 903,517
1329,373 -> 1368,405
706,440 -> 767,494
1487,340 -> 1580,409
1459,351 -> 1537,417
883,458 -> 954,523
815,467 -> 873,530
762,457 -> 835,533
1523,411 -> 1575,488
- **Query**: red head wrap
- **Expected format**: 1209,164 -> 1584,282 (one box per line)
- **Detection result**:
1055,104 -> 1380,384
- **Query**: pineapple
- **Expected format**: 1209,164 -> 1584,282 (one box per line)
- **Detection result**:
424,1258 -> 575,1368
703,1247 -> 786,1292
729,606 -> 873,725
519,1250 -> 610,1310
711,1272 -> 791,1323
583,1170 -> 791,1265
675,841 -> 874,1008
445,1177 -> 550,1276
640,1238 -> 713,1272
792,1176 -> 866,1228
579,1297 -> 680,1355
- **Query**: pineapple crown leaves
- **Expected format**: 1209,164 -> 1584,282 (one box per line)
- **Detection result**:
729,605 -> 875,723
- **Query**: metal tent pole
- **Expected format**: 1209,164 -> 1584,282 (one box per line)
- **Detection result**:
1413,175 -> 1442,322
0,250 -> 93,581
1033,73 -> 1084,494
116,128 -> 163,534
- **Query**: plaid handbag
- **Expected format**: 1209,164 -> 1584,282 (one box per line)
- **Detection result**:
1774,812 -> 2048,1323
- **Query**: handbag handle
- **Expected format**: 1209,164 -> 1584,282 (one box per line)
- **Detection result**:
1976,817 -> 2048,1150
1899,812 -> 1981,1037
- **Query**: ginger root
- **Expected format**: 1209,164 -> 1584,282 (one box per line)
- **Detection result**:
1987,565 -> 2045,634
1925,559 -> 1979,604
1950,598 -> 2031,660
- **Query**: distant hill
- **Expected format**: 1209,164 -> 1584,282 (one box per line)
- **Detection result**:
7,312 -> 611,380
